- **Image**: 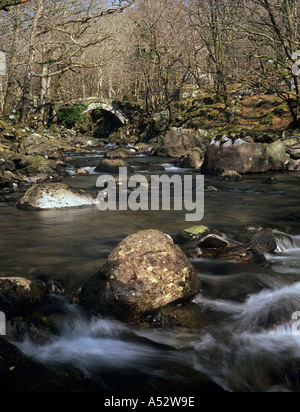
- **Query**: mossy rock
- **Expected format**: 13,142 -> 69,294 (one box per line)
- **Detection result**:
21,156 -> 45,174
178,225 -> 209,242
266,140 -> 287,168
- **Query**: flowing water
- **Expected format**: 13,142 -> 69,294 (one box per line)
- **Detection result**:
2,149 -> 300,392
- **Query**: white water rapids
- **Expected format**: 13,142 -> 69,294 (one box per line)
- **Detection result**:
14,231 -> 300,392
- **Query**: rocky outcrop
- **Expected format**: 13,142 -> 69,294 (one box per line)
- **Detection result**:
177,225 -> 277,265
156,128 -> 202,157
79,230 -> 201,322
17,183 -> 96,210
0,277 -> 45,316
202,136 -> 287,175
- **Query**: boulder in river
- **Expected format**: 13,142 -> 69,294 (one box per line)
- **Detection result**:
79,229 -> 201,322
156,128 -> 202,157
0,277 -> 45,316
220,170 -> 242,182
215,244 -> 267,265
198,234 -> 230,250
201,136 -> 287,175
95,159 -> 134,174
177,225 -> 210,242
250,229 -> 277,254
178,151 -> 203,169
105,148 -> 133,159
17,183 -> 96,210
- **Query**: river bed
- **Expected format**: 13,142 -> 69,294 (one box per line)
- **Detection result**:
1,150 -> 300,392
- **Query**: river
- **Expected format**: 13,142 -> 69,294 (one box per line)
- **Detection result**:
1,149 -> 300,392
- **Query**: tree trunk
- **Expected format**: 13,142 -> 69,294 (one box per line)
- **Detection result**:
3,7 -> 20,115
37,64 -> 50,129
19,0 -> 44,127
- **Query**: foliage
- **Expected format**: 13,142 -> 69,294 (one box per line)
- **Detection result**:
57,103 -> 89,128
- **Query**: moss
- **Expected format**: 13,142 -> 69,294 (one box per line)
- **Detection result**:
57,103 -> 89,128
266,140 -> 286,164
22,155 -> 45,174
178,225 -> 209,242
273,103 -> 288,117
262,114 -> 275,125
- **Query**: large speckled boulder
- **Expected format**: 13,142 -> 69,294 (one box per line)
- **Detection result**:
17,183 -> 96,210
79,230 -> 201,322
0,277 -> 45,316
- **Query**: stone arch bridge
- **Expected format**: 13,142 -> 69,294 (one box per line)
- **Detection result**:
71,97 -> 129,125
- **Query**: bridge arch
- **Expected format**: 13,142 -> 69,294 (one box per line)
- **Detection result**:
83,101 -> 128,125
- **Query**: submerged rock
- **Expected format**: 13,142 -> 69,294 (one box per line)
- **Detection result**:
261,177 -> 278,185
0,277 -> 45,316
148,165 -> 166,172
17,183 -> 96,210
220,170 -> 242,182
149,303 -> 206,329
80,230 -> 201,322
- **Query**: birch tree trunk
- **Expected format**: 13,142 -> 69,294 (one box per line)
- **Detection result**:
19,0 -> 44,127
3,6 -> 20,115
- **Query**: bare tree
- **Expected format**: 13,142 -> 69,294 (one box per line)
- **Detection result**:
241,0 -> 300,125
13,0 -> 136,126
129,0 -> 192,121
189,0 -> 244,108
